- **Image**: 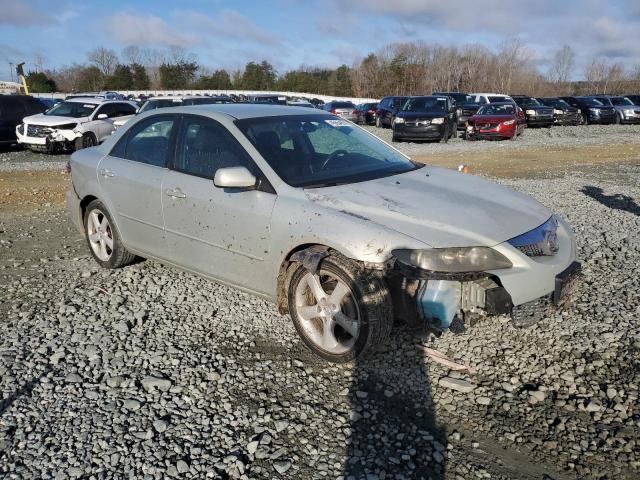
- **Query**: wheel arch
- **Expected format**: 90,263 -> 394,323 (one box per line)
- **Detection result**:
276,243 -> 334,314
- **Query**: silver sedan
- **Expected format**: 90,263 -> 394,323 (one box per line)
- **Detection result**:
67,104 -> 579,362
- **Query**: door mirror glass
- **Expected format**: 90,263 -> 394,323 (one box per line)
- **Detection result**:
97,113 -> 108,120
214,166 -> 257,190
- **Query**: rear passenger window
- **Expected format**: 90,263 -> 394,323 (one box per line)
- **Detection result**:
110,115 -> 175,167
174,116 -> 252,179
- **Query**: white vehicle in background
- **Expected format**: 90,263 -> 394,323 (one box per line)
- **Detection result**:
470,93 -> 515,105
113,95 -> 235,129
17,98 -> 137,153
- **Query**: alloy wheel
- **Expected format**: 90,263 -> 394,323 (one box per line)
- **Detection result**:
86,208 -> 114,261
294,272 -> 360,355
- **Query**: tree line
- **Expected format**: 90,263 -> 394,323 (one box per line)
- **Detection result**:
26,42 -> 640,97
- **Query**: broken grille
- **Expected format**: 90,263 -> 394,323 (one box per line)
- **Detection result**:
26,125 -> 52,138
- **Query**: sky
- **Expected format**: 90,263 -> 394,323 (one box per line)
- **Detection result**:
1,0 -> 639,82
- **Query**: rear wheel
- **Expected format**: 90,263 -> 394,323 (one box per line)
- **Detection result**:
287,253 -> 393,363
84,200 -> 136,269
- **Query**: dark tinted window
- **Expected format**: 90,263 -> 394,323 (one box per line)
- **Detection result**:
0,98 -> 26,119
175,116 -> 252,179
111,115 -> 176,167
114,103 -> 136,116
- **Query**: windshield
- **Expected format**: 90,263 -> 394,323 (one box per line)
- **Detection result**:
515,97 -> 541,107
45,101 -> 96,118
544,99 -> 571,108
236,114 -> 421,188
438,93 -> 472,104
488,96 -> 510,103
139,99 -> 180,113
611,97 -> 634,106
328,102 -> 355,109
477,104 -> 515,115
403,97 -> 447,112
579,98 -> 604,107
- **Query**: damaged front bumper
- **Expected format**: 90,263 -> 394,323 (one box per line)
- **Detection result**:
16,123 -> 82,151
388,218 -> 580,331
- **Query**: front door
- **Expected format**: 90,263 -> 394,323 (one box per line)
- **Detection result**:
97,114 -> 178,258
161,115 -> 276,293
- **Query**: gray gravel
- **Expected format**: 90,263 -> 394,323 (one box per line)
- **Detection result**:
363,123 -> 640,156
0,148 -> 67,172
1,145 -> 639,478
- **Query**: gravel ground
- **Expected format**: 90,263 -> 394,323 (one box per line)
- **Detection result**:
1,139 -> 640,479
362,123 -> 640,156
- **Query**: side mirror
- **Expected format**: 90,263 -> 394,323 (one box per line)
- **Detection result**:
97,113 -> 108,120
214,167 -> 257,190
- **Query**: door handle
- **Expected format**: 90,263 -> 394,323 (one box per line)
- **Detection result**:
99,168 -> 115,178
165,188 -> 186,199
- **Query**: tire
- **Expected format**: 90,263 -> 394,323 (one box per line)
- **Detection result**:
375,116 -> 382,128
76,132 -> 97,151
580,113 -> 588,125
615,113 -> 621,124
286,252 -> 393,363
83,200 -> 136,269
440,130 -> 449,143
451,126 -> 458,139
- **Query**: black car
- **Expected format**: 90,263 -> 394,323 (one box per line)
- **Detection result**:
0,95 -> 47,147
624,94 -> 640,105
433,92 -> 481,130
376,96 -> 409,128
354,102 -> 378,125
392,95 -> 456,143
537,98 -> 582,125
559,96 -> 616,124
511,96 -> 554,127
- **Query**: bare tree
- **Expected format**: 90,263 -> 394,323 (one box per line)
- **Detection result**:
122,46 -> 142,65
584,57 -> 608,93
87,46 -> 118,76
548,45 -> 575,84
33,54 -> 45,73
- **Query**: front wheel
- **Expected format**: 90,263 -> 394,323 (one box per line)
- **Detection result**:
615,113 -> 621,124
84,200 -> 136,269
287,253 -> 393,363
580,113 -> 588,125
375,116 -> 382,128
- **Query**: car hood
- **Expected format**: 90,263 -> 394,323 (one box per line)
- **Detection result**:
469,114 -> 514,122
305,166 -> 551,248
23,113 -> 87,126
397,111 -> 447,120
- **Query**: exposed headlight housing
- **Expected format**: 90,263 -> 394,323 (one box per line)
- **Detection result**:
431,117 -> 445,124
525,109 -> 536,115
394,117 -> 405,124
553,109 -> 563,115
502,119 -> 516,125
392,247 -> 512,273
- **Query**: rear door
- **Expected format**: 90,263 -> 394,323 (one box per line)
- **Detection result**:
0,98 -> 26,142
161,114 -> 277,292
97,114 -> 178,258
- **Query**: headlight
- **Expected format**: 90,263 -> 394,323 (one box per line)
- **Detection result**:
553,109 -> 563,115
392,247 -> 512,273
394,117 -> 405,124
502,119 -> 515,125
624,109 -> 634,115
525,109 -> 536,115
431,117 -> 445,124
589,108 -> 600,113
56,123 -> 78,130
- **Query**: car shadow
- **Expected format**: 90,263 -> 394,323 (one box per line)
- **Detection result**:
0,369 -> 50,416
344,324 -> 447,479
581,185 -> 640,216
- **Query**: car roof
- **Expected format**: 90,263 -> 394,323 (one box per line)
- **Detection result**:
479,102 -> 515,106
163,103 -> 328,119
472,93 -> 510,96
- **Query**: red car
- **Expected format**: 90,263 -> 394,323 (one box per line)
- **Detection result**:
465,102 -> 526,140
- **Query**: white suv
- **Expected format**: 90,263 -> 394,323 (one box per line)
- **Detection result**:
17,98 -> 137,153
470,93 -> 515,105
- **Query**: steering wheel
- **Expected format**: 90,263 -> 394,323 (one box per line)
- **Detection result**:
321,149 -> 348,170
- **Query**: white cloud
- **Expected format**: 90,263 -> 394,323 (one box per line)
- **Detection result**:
107,12 -> 195,48
0,0 -> 53,26
175,9 -> 283,47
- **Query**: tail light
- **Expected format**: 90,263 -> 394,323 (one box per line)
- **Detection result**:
330,109 -> 337,114
367,109 -> 376,114
351,110 -> 357,115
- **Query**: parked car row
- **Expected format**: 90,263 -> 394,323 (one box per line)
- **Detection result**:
354,91 -> 640,142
